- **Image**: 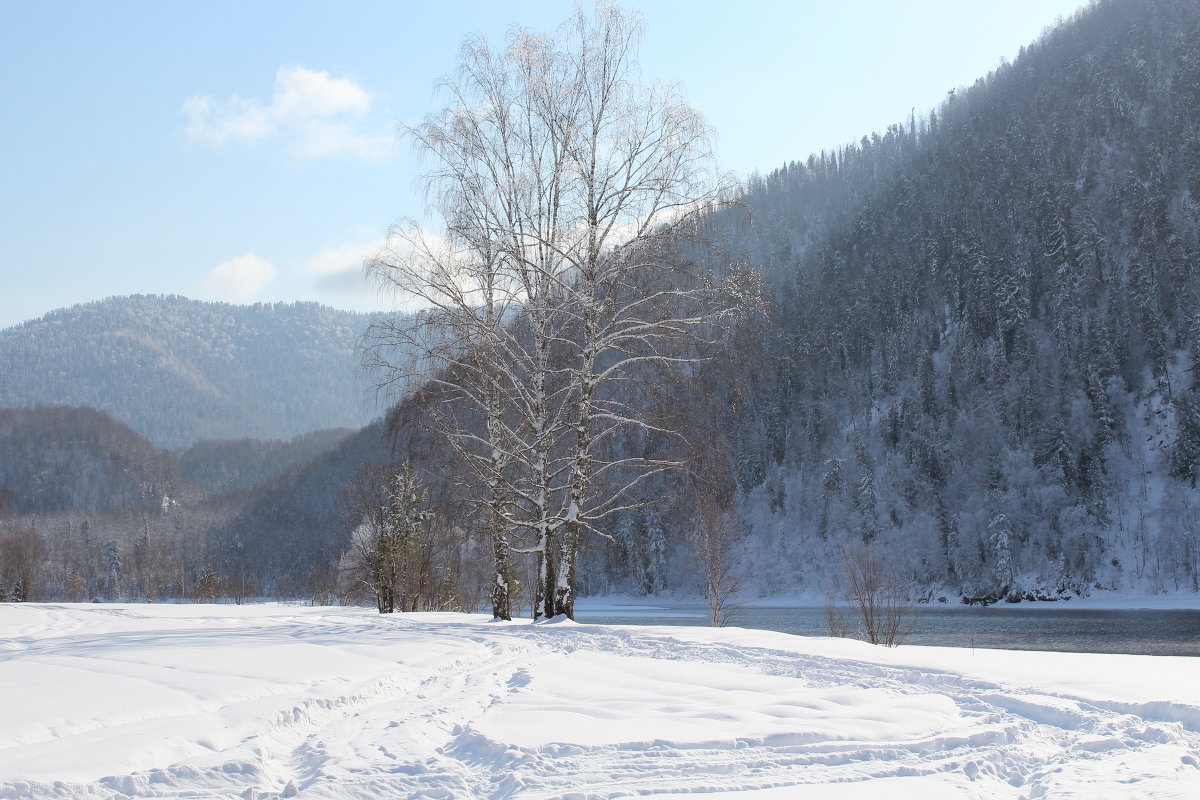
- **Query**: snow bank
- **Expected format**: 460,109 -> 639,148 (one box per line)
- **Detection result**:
1,603 -> 1197,798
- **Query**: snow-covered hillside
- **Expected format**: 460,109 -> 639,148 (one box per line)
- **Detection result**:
0,296 -> 382,449
1,605 -> 1197,798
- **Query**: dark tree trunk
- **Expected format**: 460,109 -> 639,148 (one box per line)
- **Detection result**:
490,538 -> 513,621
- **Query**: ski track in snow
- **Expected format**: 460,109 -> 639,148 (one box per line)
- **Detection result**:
0,605 -> 1197,799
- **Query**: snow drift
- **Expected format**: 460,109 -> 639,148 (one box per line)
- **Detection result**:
0,604 -> 1197,798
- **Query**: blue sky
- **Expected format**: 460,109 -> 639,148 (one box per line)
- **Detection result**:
0,0 -> 1090,329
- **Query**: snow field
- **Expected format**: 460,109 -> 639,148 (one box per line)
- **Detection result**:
0,604 -> 1197,798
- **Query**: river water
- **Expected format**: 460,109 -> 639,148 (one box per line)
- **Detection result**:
574,602 -> 1200,656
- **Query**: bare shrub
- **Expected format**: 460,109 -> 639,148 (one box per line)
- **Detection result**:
824,593 -> 850,638
840,543 -> 918,647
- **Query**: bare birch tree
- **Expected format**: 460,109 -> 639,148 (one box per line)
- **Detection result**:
365,2 -> 731,621
691,491 -> 746,627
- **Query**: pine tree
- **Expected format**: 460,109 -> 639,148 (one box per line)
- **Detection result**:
645,515 -> 668,596
853,436 -> 878,540
818,458 -> 845,540
1129,256 -> 1171,393
102,539 -> 122,601
196,565 -> 220,603
380,463 -> 431,613
988,513 -> 1015,596
994,255 -> 1032,360
1170,393 -> 1200,487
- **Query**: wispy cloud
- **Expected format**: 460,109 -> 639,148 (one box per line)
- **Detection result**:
307,238 -> 388,304
290,121 -> 394,160
202,253 -> 278,302
305,234 -> 446,315
183,67 -> 392,160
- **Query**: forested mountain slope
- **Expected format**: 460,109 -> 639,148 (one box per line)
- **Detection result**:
0,295 -> 381,448
178,428 -> 354,495
703,0 -> 1200,599
0,407 -> 377,602
200,418 -> 395,592
0,405 -> 187,514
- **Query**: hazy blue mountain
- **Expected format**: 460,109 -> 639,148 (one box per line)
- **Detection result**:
0,295 -> 384,448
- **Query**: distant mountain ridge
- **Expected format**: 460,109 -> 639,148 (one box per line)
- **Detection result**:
0,295 -> 383,448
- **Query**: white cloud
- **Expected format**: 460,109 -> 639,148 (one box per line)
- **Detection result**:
308,238 -> 387,278
289,121 -> 393,160
307,238 -> 388,304
273,66 -> 368,120
305,234 -> 447,314
183,67 -> 390,159
202,253 -> 278,302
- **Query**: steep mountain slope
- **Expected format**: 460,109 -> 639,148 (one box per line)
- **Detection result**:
698,0 -> 1200,599
0,295 -> 382,449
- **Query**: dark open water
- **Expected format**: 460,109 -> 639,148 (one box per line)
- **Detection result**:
575,603 -> 1200,656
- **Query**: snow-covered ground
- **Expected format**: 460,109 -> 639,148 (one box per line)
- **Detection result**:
1,604 -> 1197,799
